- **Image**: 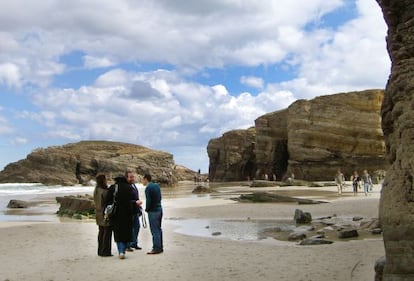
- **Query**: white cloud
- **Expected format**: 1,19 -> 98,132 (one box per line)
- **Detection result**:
280,0 -> 389,99
83,55 -> 116,69
240,76 -> 264,90
0,0 -> 391,172
0,62 -> 21,88
0,1 -> 346,77
94,69 -> 128,87
0,1 -> 388,93
28,69 -> 273,150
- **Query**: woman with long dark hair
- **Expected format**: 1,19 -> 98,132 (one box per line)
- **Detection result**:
93,174 -> 113,257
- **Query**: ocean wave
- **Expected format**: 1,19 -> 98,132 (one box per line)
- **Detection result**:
0,183 -> 94,196
0,182 -> 144,196
0,183 -> 44,187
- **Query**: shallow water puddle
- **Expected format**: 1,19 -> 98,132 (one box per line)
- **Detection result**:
166,218 -> 295,241
166,217 -> 383,243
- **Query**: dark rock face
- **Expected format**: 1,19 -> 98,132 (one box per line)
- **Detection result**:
338,229 -> 359,239
207,128 -> 256,181
375,256 -> 386,281
294,209 -> 312,224
299,238 -> 334,245
255,109 -> 288,181
0,141 -> 190,185
376,1 -> 414,279
208,90 -> 388,182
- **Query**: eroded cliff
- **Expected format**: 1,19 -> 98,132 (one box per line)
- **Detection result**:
208,89 -> 388,182
287,89 -> 386,180
207,128 -> 256,181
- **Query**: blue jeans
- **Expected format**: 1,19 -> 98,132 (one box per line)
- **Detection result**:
116,241 -> 128,255
364,183 -> 370,194
148,210 -> 163,252
128,214 -> 140,248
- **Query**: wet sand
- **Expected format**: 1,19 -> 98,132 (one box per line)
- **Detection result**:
0,182 -> 384,281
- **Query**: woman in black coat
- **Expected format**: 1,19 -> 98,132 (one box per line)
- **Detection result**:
106,176 -> 134,259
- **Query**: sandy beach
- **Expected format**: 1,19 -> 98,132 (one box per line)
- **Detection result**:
0,183 -> 384,281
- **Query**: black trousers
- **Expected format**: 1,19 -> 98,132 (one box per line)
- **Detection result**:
98,225 -> 113,256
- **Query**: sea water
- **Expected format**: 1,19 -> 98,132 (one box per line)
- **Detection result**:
0,183 -> 94,222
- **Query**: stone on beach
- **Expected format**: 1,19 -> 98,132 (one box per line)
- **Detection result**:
192,185 -> 212,194
237,192 -> 326,204
338,229 -> 359,239
294,209 -> 312,224
299,238 -> 334,246
56,194 -> 95,218
7,199 -> 30,208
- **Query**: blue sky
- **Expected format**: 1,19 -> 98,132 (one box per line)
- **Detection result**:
0,0 -> 389,175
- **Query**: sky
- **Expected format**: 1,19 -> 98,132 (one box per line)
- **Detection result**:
0,0 -> 390,174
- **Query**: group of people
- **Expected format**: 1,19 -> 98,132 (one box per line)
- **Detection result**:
93,171 -> 163,259
335,169 -> 373,196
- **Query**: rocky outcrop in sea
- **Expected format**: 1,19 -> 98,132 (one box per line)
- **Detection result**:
0,140 -> 195,185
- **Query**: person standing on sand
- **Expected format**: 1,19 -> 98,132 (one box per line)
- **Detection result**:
334,169 -> 345,195
128,172 -> 143,250
350,171 -> 360,196
106,173 -> 135,259
361,169 -> 373,196
142,174 -> 163,255
93,174 -> 112,257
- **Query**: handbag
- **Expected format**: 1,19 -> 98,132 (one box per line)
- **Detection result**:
104,184 -> 118,219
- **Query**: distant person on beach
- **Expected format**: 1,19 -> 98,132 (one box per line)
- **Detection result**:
93,174 -> 112,257
142,174 -> 163,255
350,171 -> 360,196
334,169 -> 345,195
106,173 -> 135,259
128,171 -> 143,250
361,169 -> 373,196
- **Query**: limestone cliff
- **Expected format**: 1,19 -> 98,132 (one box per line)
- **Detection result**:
0,140 -> 192,185
207,128 -> 256,181
254,109 -> 288,181
208,89 -> 388,182
376,0 -> 414,279
287,89 -> 386,180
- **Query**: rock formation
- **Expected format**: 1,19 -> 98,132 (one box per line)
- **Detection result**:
286,89 -> 386,181
255,109 -> 288,181
56,195 -> 95,218
208,89 -> 388,182
207,128 -> 256,181
376,0 -> 414,279
0,140 -> 193,185
7,200 -> 30,208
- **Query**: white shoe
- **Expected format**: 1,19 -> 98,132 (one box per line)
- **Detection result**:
119,253 -> 125,259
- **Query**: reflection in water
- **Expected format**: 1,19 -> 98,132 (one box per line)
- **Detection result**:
167,218 -> 295,241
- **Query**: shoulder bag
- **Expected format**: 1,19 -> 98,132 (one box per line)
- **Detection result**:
104,184 -> 118,219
